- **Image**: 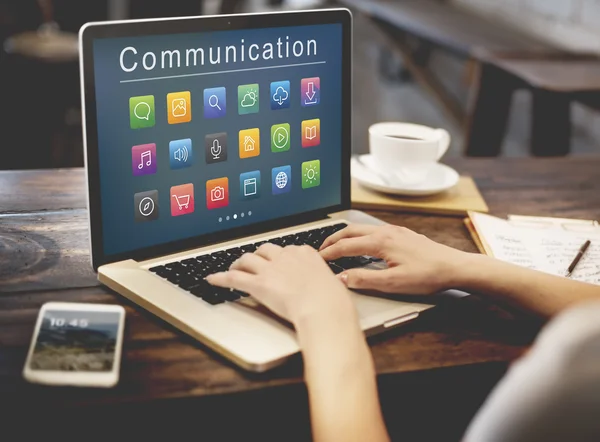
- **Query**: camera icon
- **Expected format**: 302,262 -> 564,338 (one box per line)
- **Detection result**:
206,178 -> 229,210
211,186 -> 225,202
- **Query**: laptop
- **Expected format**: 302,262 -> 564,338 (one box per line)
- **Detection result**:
79,8 -> 433,372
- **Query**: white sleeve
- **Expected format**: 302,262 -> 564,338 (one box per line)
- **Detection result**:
464,301 -> 600,442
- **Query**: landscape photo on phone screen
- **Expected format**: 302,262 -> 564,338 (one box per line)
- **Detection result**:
30,310 -> 120,372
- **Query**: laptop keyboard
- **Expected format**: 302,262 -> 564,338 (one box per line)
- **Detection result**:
148,223 -> 379,306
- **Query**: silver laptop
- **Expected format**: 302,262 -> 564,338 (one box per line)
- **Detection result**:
79,9 -> 433,372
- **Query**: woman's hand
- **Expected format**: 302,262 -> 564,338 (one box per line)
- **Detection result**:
209,243 -> 389,442
207,243 -> 356,326
320,224 -> 473,295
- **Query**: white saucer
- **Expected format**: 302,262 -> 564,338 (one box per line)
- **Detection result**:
351,154 -> 459,196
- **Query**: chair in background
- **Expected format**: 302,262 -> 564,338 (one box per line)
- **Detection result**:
335,0 -> 600,157
466,54 -> 600,157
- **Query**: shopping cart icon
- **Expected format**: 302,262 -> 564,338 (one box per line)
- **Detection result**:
172,194 -> 190,210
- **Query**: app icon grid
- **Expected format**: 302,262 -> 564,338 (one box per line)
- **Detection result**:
129,78 -> 322,218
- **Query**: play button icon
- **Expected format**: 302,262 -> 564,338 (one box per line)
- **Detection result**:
271,123 -> 291,152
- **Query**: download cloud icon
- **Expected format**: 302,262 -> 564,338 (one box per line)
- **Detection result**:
270,81 -> 291,110
273,87 -> 288,106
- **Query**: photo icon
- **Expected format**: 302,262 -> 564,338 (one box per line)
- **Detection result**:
167,91 -> 191,124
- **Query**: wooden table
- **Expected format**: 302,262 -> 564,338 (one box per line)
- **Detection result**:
3,158 -> 600,440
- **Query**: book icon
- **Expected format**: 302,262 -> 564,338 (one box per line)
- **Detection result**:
302,119 -> 320,148
305,125 -> 317,140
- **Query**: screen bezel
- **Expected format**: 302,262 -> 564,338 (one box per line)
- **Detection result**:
80,9 -> 353,270
23,303 -> 125,387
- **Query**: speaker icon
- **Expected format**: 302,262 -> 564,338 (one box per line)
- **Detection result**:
174,145 -> 189,162
169,138 -> 193,169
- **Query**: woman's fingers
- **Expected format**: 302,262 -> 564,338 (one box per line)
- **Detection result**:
207,270 -> 258,293
254,243 -> 283,261
320,224 -> 380,251
319,236 -> 380,261
339,268 -> 398,293
229,252 -> 268,274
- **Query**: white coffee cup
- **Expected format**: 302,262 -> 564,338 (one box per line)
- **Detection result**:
369,122 -> 450,186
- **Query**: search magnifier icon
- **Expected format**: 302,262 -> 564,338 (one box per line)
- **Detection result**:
209,94 -> 221,111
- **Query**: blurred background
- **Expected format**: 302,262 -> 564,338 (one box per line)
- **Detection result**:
1,0 -> 599,170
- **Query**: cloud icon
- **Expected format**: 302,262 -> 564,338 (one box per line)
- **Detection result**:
241,91 -> 257,108
273,87 -> 289,106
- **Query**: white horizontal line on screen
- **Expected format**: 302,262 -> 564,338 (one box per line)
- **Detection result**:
119,60 -> 327,83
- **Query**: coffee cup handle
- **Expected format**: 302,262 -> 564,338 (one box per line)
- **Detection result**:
436,129 -> 451,160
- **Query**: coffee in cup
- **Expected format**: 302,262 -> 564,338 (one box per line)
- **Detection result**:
368,122 -> 450,186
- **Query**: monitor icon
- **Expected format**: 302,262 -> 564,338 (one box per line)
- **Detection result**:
240,170 -> 261,200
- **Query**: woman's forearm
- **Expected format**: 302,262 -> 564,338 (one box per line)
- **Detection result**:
456,254 -> 600,318
296,307 -> 390,442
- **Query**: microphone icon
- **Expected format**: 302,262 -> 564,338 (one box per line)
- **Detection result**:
211,139 -> 222,159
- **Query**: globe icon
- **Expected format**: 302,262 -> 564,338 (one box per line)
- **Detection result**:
275,171 -> 288,189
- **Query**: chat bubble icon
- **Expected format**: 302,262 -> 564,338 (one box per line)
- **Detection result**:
134,102 -> 151,120
130,95 -> 155,129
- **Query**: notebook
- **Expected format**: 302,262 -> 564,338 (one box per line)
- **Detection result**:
466,212 -> 600,285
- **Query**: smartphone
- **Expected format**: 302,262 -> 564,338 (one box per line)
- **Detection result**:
23,302 -> 126,388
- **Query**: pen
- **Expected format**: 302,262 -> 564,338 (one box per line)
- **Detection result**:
566,240 -> 591,278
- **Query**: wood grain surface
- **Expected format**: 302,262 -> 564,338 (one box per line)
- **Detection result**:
2,158 -> 599,412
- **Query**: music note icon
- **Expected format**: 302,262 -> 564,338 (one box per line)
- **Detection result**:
132,143 -> 157,176
138,150 -> 152,169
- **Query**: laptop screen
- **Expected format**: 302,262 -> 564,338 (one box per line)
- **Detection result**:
90,21 -> 344,259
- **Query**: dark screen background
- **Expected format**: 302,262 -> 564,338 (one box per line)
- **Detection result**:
31,310 -> 120,372
92,24 -> 343,257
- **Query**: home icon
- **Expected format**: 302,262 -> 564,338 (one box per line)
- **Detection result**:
244,136 -> 256,152
239,128 -> 260,159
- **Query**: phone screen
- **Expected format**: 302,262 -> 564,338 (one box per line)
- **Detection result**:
29,309 -> 121,372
